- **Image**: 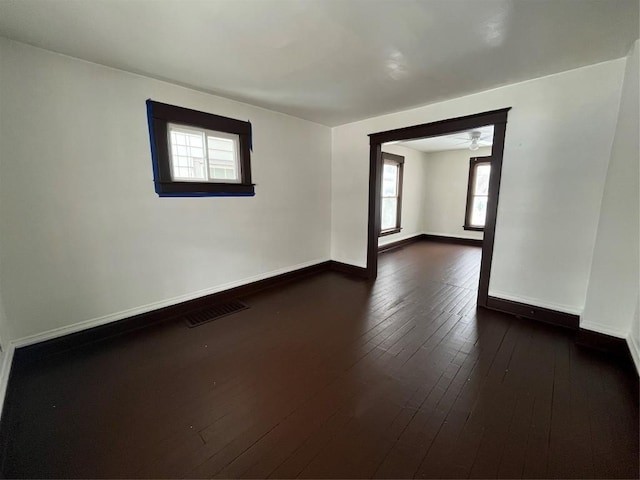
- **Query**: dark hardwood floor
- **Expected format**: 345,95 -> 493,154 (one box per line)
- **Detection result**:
2,242 -> 638,478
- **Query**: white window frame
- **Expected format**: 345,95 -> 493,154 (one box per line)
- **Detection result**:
167,123 -> 241,184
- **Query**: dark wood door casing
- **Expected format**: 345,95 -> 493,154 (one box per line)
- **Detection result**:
367,108 -> 511,308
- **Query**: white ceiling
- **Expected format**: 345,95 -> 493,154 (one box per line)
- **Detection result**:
0,0 -> 637,126
392,125 -> 494,153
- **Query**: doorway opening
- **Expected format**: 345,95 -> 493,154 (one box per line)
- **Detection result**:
367,109 -> 510,308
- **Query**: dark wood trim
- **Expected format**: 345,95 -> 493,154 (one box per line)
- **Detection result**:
477,121 -> 507,307
369,108 -> 511,145
575,329 -> 635,366
381,152 -> 405,164
146,99 -> 254,197
13,261 -> 342,364
379,228 -> 401,237
150,101 -> 252,134
157,182 -> 255,196
0,358 -> 18,477
463,156 -> 491,231
486,296 -> 579,330
378,234 -> 425,253
367,108 -> 511,297
422,234 -> 483,247
328,261 -> 368,278
367,143 -> 382,279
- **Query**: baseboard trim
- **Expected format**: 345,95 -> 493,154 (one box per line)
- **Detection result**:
575,329 -> 636,371
627,335 -> 640,375
486,296 -> 579,330
378,234 -> 424,253
0,346 -> 15,422
328,260 -> 368,278
378,233 -> 482,252
0,344 -> 15,477
490,291 -> 582,317
422,233 -> 483,247
13,259 -> 342,364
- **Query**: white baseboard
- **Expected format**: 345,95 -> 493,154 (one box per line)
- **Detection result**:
0,344 -> 15,420
12,257 -> 330,349
488,290 -> 582,316
627,335 -> 640,375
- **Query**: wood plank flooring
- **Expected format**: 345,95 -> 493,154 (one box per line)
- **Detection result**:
2,242 -> 638,478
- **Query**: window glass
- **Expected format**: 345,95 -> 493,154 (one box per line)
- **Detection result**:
381,197 -> 398,230
465,159 -> 491,229
168,123 -> 240,183
169,128 -> 207,181
382,164 -> 398,196
471,197 -> 488,226
474,164 -> 491,196
380,153 -> 404,235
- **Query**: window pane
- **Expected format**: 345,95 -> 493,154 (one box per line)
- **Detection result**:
474,164 -> 491,195
169,128 -> 206,181
207,135 -> 239,181
471,196 -> 488,227
382,164 -> 398,196
168,123 -> 241,183
381,197 -> 397,230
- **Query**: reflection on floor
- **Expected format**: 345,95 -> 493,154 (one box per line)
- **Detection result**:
2,242 -> 638,478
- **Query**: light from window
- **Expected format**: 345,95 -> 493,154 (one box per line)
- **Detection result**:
168,124 -> 240,183
146,99 -> 254,197
465,158 -> 491,230
380,152 -> 404,235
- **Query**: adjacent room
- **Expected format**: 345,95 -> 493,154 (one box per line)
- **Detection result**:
376,127 -> 494,317
0,0 -> 638,478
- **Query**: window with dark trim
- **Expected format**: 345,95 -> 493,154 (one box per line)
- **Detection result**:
146,100 -> 255,197
464,156 -> 492,231
379,152 -> 404,236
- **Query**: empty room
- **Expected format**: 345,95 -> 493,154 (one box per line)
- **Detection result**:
0,0 -> 638,478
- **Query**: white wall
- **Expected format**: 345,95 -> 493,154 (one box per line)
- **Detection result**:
331,59 -> 625,315
423,146 -> 491,240
0,53 -> 15,411
582,41 -> 639,344
0,39 -> 332,342
378,144 -> 426,247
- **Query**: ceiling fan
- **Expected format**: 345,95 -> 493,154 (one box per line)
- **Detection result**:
449,130 -> 493,150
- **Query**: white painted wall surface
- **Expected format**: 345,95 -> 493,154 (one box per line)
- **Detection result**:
0,39 -> 332,341
331,59 -> 625,315
378,145 -> 426,247
423,147 -> 491,241
582,41 -> 639,340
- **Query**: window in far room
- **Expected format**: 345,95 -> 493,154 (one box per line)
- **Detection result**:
379,152 -> 404,236
464,156 -> 492,230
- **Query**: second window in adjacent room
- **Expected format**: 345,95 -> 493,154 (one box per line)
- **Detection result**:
380,152 -> 404,236
464,156 -> 492,231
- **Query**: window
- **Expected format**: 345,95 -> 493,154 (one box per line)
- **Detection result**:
464,156 -> 492,230
380,152 -> 404,236
146,100 -> 254,197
